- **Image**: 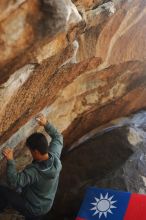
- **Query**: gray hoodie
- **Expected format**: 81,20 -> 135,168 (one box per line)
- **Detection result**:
6,122 -> 63,216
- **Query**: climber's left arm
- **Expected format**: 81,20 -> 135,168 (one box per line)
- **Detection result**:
3,148 -> 38,188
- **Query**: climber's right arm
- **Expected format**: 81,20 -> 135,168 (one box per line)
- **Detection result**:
36,114 -> 63,158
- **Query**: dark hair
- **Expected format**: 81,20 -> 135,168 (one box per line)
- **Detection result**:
26,132 -> 48,155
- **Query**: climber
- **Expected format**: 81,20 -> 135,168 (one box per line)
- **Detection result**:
0,114 -> 63,220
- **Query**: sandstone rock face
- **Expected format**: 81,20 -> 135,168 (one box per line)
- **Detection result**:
0,0 -> 146,218
0,0 -> 146,154
77,0 -> 146,66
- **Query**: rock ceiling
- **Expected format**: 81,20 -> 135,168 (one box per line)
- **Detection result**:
0,0 -> 146,154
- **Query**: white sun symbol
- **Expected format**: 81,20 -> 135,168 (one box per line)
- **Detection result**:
90,193 -> 117,218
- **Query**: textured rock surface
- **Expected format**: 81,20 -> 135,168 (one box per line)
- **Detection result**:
0,0 -> 146,219
0,0 -> 146,154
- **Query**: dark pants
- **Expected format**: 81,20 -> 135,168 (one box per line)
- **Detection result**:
0,185 -> 44,220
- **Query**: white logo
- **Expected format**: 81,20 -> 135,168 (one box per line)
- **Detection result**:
90,193 -> 117,218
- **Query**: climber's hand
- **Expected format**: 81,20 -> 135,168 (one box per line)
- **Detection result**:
3,148 -> 14,160
36,113 -> 47,126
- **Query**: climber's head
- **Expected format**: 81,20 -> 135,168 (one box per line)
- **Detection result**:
26,132 -> 49,160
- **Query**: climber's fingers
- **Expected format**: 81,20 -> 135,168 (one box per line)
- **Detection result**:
3,147 -> 14,160
35,113 -> 47,126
